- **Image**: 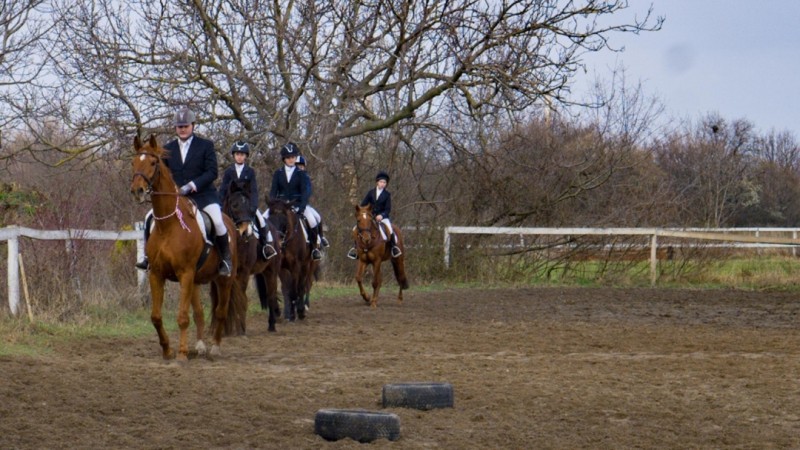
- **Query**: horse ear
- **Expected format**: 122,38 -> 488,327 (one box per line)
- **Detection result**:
134,135 -> 142,151
354,204 -> 360,212
148,134 -> 158,149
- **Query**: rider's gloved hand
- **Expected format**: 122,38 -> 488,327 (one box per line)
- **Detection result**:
179,184 -> 193,196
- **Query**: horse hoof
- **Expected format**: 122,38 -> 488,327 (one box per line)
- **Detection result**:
176,353 -> 189,363
195,340 -> 208,356
210,345 -> 221,358
162,349 -> 175,360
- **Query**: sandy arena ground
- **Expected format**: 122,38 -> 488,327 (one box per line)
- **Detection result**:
2,286 -> 800,448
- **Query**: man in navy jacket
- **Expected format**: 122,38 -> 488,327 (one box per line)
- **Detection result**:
135,107 -> 233,276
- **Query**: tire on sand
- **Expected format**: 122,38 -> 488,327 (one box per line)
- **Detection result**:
382,382 -> 454,410
314,409 -> 401,443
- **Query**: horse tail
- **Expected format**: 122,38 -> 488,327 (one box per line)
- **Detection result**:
254,272 -> 269,310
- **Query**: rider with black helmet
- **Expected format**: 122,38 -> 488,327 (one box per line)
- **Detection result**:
265,142 -> 323,261
219,141 -> 276,260
347,170 -> 402,259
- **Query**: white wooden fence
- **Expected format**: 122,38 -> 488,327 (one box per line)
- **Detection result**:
1,226 -> 145,316
444,227 -> 800,285
4,225 -> 800,315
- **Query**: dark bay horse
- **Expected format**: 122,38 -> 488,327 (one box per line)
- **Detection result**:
353,204 -> 409,308
130,134 -> 238,361
267,199 -> 312,321
220,179 -> 282,333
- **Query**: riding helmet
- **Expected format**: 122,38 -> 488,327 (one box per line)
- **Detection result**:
280,142 -> 300,159
173,107 -> 196,126
376,171 -> 390,183
230,141 -> 250,155
297,155 -> 306,166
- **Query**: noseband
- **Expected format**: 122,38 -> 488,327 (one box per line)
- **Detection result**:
356,214 -> 378,247
131,152 -> 165,195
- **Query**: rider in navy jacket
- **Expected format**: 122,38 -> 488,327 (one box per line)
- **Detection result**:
219,141 -> 276,260
347,171 -> 402,259
135,107 -> 233,276
266,142 -> 322,260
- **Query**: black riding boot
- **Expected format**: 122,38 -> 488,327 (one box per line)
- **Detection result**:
258,225 -> 277,260
134,215 -> 153,270
390,234 -> 402,258
215,233 -> 233,276
308,226 -> 322,261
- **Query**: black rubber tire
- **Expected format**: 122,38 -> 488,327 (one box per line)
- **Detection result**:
314,409 -> 401,443
382,382 -> 454,410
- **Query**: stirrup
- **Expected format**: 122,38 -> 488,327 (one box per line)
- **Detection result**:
346,248 -> 357,260
262,244 -> 277,260
391,246 -> 402,258
218,260 -> 232,277
311,248 -> 322,261
320,236 -> 330,248
135,257 -> 149,271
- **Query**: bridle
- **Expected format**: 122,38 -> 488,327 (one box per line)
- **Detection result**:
131,150 -> 190,231
131,151 -> 179,197
356,212 -> 378,248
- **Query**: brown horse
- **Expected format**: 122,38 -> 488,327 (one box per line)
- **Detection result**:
220,179 -> 282,334
130,134 -> 238,361
353,204 -> 409,308
267,199 -> 312,321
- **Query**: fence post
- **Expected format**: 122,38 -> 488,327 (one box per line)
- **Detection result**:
444,228 -> 451,268
650,233 -> 658,287
7,235 -> 19,315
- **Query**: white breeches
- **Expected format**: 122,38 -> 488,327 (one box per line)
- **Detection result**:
263,205 -> 320,229
203,203 -> 228,236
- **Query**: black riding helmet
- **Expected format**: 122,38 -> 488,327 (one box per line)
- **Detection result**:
376,171 -> 390,183
280,142 -> 300,159
230,141 -> 250,155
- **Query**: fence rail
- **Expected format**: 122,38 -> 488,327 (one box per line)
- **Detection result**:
2,226 -> 144,316
4,225 -> 800,315
444,227 -> 800,285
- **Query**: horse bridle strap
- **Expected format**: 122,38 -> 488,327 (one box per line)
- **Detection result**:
131,152 -> 179,197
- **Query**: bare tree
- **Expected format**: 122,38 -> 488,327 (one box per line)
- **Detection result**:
0,0 -> 50,153
23,0 -> 661,163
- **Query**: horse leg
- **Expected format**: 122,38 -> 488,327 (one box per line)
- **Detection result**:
255,273 -> 275,332
191,285 -> 207,357
390,255 -> 409,305
176,273 -> 195,362
148,274 -> 173,360
370,260 -> 383,309
356,260 -> 370,304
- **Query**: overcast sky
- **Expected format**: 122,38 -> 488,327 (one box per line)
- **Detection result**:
575,0 -> 800,137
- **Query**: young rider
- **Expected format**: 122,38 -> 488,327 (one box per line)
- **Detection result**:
347,171 -> 402,259
264,142 -> 322,261
218,141 -> 276,260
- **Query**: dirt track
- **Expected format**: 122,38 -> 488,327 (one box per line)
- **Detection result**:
3,286 -> 800,449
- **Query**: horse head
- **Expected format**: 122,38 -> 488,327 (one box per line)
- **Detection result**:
267,199 -> 295,240
355,204 -> 378,248
224,179 -> 253,236
131,134 -> 174,203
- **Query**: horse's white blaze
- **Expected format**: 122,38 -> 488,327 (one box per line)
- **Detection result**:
139,154 -> 146,161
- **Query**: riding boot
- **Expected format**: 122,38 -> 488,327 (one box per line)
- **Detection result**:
318,224 -> 330,248
134,216 -> 153,270
258,225 -> 277,260
390,234 -> 402,258
215,233 -> 233,276
308,226 -> 322,261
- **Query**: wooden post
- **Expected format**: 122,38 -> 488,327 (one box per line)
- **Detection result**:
8,235 -> 19,315
444,228 -> 451,268
650,234 -> 658,287
19,253 -> 34,323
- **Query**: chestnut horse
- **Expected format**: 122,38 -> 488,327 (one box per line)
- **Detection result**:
266,199 -> 312,321
130,134 -> 238,361
353,204 -> 409,308
220,179 -> 282,334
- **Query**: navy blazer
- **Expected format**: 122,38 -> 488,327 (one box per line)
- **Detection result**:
219,164 -> 259,213
164,135 -> 220,208
361,188 -> 392,219
269,166 -> 309,212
